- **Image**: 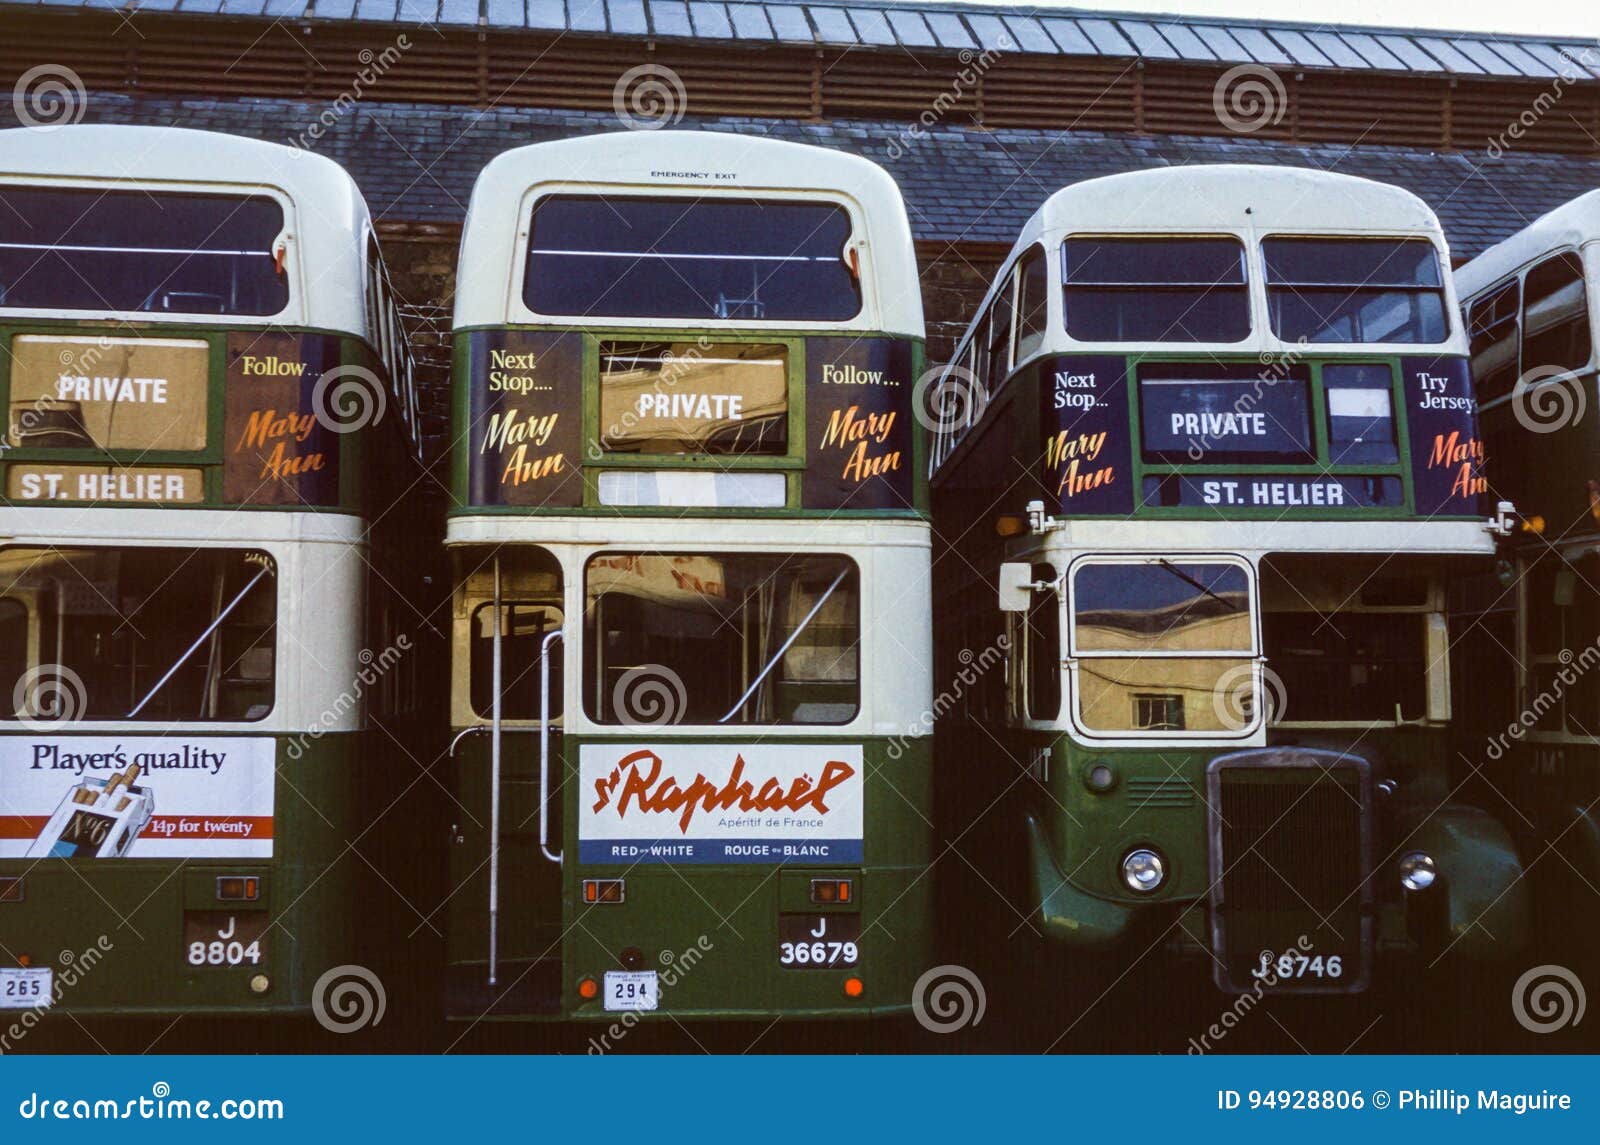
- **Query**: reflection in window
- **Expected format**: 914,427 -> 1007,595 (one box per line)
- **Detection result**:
1063,237 -> 1249,343
1522,252 -> 1592,375
599,342 -> 787,455
585,553 -> 858,726
1070,560 -> 1254,734
524,196 -> 860,321
470,603 -> 564,720
1468,279 -> 1522,402
1264,238 -> 1446,344
0,188 -> 288,316
1323,364 -> 1398,465
0,547 -> 275,722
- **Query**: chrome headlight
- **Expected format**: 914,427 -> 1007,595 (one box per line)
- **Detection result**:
1399,851 -> 1437,892
1121,848 -> 1166,894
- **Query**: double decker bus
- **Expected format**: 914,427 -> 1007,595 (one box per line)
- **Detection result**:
445,131 -> 932,1021
1456,192 -> 1600,985
929,164 -> 1528,1000
0,126 -> 425,1019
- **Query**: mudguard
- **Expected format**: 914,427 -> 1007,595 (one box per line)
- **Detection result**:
1026,814 -> 1136,948
1406,803 -> 1531,958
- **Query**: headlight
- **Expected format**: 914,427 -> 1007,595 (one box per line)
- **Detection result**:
1399,851 -> 1437,892
1121,848 -> 1166,894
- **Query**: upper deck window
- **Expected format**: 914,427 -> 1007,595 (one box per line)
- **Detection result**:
524,195 -> 862,322
1263,238 -> 1446,344
1062,237 -> 1249,343
1467,279 -> 1521,402
0,187 -> 288,316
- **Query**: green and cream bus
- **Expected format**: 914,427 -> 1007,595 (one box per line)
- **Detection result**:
929,164 -> 1528,996
445,131 -> 933,1021
0,126 -> 424,1018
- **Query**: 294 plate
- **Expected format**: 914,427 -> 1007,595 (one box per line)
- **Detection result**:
778,913 -> 860,969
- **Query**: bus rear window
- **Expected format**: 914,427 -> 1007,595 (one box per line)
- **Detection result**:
524,195 -> 861,322
1063,237 -> 1249,343
1264,238 -> 1446,344
0,187 -> 288,316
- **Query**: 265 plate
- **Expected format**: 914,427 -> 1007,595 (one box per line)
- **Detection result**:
0,968 -> 52,1010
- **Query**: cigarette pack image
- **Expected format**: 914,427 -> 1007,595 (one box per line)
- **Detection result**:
26,764 -> 155,859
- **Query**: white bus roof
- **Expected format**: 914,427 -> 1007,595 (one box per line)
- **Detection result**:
454,130 -> 923,337
1457,189 -> 1600,299
0,124 -> 374,336
1013,164 -> 1446,249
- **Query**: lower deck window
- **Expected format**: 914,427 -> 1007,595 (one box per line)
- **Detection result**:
1263,612 -> 1425,722
1,546 -> 276,722
585,553 -> 859,726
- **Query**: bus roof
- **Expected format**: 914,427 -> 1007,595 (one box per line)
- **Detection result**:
1011,163 -> 1446,251
0,124 -> 374,336
1456,189 -> 1600,299
454,130 -> 922,337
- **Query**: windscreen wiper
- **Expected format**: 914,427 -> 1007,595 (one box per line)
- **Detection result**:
1157,558 -> 1239,612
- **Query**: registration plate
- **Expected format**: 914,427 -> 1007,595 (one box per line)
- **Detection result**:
183,912 -> 269,969
603,970 -> 658,1012
0,968 -> 52,1010
1250,948 -> 1349,987
778,913 -> 861,969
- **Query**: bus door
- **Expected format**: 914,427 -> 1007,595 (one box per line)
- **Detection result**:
449,547 -> 565,1016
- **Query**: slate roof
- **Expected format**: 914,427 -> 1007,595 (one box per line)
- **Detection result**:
4,92 -> 1593,260
6,0 -> 1598,81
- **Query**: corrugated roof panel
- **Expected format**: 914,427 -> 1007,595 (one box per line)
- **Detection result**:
1304,31 -> 1369,70
260,0 -> 309,17
1191,24 -> 1256,65
1337,31 -> 1407,70
1040,17 -> 1096,56
608,0 -> 648,36
1485,39 -> 1558,77
129,0 -> 184,11
687,0 -> 734,38
1372,33 -> 1441,71
1414,36 -> 1485,74
1227,26 -> 1292,65
1448,38 -> 1517,75
393,0 -> 440,22
726,2 -> 773,38
314,0 -> 358,18
846,6 -> 896,46
1521,42 -> 1600,80
647,0 -> 693,38
806,5 -> 857,46
526,0 -> 567,31
764,3 -> 813,42
1266,28 -> 1333,68
884,9 -> 936,48
569,0 -> 608,33
1000,15 -> 1058,55
923,11 -> 976,51
1153,21 -> 1216,62
182,0 -> 228,14
481,0 -> 521,27
1076,17 -> 1133,56
964,13 -> 1013,53
1117,20 -> 1179,59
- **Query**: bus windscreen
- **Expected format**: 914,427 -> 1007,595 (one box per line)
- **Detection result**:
523,195 -> 861,322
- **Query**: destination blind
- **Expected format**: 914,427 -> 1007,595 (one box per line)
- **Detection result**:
1138,365 -> 1314,463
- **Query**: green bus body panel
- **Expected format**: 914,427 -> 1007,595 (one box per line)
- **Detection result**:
0,735 -> 366,1016
446,734 -> 932,1020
